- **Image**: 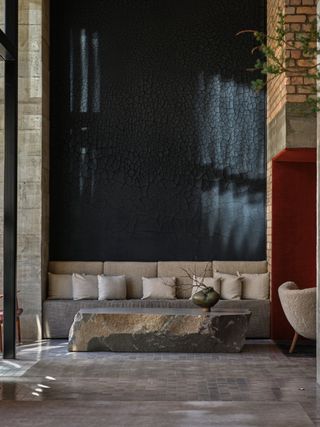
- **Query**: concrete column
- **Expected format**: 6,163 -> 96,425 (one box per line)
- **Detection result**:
17,0 -> 49,340
0,0 -> 49,341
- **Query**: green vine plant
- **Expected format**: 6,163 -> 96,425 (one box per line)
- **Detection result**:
237,10 -> 320,112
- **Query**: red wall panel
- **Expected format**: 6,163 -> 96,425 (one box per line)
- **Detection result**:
271,149 -> 316,339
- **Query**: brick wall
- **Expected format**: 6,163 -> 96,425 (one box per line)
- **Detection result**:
267,0 -> 317,124
285,0 -> 317,103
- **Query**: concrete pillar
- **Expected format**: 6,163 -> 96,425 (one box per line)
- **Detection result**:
0,0 -> 49,341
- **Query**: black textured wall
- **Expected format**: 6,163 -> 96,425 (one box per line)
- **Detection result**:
50,0 -> 266,261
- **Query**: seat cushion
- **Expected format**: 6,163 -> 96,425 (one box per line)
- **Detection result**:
43,299 -> 270,339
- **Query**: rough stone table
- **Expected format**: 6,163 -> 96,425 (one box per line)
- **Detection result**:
68,307 -> 251,353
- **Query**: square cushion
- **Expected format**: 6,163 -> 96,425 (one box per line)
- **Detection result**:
48,273 -> 73,299
72,273 -> 98,300
157,261 -> 212,299
98,275 -> 126,300
214,272 -> 242,300
190,276 -> 221,299
238,272 -> 270,300
142,277 -> 176,300
104,262 -> 157,299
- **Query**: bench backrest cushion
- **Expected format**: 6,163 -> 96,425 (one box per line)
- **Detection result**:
212,261 -> 268,275
103,262 -> 157,299
157,261 -> 212,299
49,261 -> 103,275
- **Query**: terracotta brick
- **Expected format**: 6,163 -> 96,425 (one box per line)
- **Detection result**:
286,85 -> 296,93
306,67 -> 317,75
297,58 -> 314,67
286,58 -> 296,67
290,76 -> 303,84
290,49 -> 301,59
285,6 -> 296,14
297,85 -> 313,93
286,94 -> 307,101
296,6 -> 316,13
285,15 -> 307,22
285,32 -> 295,41
286,71 -> 303,76
290,24 -> 301,31
302,0 -> 315,4
289,23 -> 301,31
289,0 -> 301,4
302,23 -> 312,31
294,41 -> 303,49
303,76 -> 315,84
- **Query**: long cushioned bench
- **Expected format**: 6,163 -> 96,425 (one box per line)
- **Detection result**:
43,260 -> 270,339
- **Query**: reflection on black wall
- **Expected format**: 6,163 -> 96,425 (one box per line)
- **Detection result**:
50,0 -> 266,261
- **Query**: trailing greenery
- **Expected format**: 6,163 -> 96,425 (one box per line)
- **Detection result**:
237,10 -> 320,112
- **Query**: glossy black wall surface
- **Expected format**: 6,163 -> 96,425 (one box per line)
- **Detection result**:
50,0 -> 266,261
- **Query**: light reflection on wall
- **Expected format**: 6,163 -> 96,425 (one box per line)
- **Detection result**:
92,31 -> 101,113
69,29 -> 101,195
69,30 -> 74,112
80,29 -> 89,113
195,73 -> 265,257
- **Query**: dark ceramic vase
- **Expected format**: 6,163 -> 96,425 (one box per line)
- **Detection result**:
192,287 -> 220,312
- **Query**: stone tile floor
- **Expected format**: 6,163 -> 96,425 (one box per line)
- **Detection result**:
0,339 -> 319,426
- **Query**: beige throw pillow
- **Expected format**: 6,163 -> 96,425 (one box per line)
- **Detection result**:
214,272 -> 242,300
142,277 -> 176,299
98,275 -> 126,300
48,273 -> 73,299
237,272 -> 270,300
190,276 -> 221,299
72,273 -> 98,300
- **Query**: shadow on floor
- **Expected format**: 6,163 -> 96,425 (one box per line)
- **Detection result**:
276,340 -> 316,358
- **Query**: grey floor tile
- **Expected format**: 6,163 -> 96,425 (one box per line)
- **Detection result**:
0,339 -> 317,426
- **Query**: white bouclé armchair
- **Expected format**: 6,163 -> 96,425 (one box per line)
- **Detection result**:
278,282 -> 316,353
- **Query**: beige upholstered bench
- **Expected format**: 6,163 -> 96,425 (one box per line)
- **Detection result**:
43,260 -> 270,339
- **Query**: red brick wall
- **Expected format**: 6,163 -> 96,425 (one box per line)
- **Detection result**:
285,0 -> 317,103
267,0 -> 316,123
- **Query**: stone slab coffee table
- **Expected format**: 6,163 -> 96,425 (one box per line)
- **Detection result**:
68,307 -> 251,353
